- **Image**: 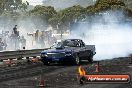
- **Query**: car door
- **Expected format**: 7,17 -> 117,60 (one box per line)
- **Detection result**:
78,40 -> 87,59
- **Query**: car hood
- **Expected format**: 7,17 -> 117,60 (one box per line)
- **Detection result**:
41,47 -> 77,54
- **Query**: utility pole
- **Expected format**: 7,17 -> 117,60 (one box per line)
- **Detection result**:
57,22 -> 63,41
60,29 -> 62,41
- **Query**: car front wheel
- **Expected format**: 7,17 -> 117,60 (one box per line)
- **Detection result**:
73,54 -> 80,65
43,61 -> 50,65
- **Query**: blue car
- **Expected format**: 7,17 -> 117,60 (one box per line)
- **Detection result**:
40,39 -> 96,65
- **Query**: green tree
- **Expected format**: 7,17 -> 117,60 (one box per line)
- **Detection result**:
30,5 -> 57,22
0,0 -> 6,13
49,5 -> 84,28
0,0 -> 29,13
84,0 -> 126,16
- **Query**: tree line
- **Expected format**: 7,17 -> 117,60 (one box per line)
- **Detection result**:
0,0 -> 132,30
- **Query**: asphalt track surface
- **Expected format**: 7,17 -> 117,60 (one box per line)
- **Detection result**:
0,57 -> 132,88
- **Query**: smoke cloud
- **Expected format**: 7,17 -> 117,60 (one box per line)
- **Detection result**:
69,11 -> 132,60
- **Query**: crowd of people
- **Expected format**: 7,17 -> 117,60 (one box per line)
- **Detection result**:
0,25 -> 26,51
0,25 -> 57,51
33,30 -> 57,48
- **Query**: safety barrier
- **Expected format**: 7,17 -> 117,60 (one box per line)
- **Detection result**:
0,48 -> 49,60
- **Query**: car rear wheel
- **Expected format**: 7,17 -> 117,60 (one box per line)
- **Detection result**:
88,54 -> 93,63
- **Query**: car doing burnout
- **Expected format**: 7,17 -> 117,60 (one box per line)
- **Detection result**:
40,39 -> 96,65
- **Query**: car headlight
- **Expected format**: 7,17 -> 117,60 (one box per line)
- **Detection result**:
41,54 -> 48,58
65,52 -> 72,56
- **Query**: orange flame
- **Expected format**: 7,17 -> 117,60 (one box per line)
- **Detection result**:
78,66 -> 86,76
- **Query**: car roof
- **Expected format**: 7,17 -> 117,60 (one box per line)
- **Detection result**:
63,39 -> 82,41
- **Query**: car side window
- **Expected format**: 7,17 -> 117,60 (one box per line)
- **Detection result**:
76,40 -> 80,47
80,40 -> 85,47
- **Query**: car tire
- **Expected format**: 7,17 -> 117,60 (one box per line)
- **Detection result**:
43,61 -> 50,65
73,54 -> 80,65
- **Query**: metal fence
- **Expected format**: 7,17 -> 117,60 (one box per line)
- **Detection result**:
0,48 -> 49,60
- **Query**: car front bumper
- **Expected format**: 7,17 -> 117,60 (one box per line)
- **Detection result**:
41,56 -> 74,63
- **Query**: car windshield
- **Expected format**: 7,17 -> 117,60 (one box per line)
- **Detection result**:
52,42 -> 62,48
52,40 -> 80,48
